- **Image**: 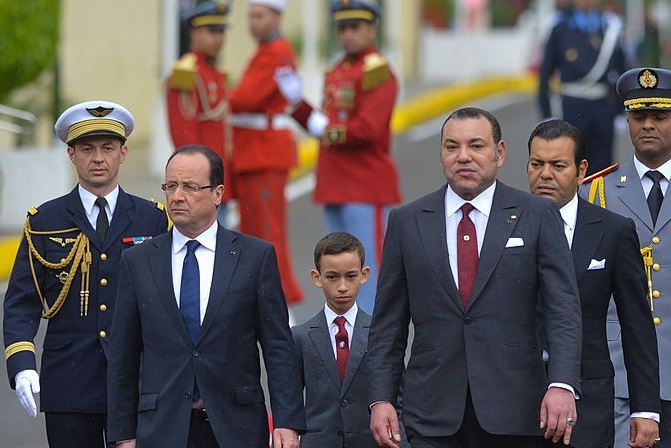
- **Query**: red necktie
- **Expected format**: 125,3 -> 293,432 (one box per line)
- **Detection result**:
334,316 -> 349,382
457,203 -> 479,307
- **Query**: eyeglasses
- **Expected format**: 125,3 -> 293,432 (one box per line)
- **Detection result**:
160,182 -> 215,195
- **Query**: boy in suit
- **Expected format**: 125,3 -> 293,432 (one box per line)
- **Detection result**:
292,232 -> 377,448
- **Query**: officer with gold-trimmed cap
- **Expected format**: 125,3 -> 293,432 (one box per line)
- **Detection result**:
3,100 -> 168,447
275,0 -> 401,314
166,1 -> 235,226
580,68 -> 671,448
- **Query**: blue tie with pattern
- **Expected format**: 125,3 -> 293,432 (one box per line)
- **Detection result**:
180,240 -> 201,345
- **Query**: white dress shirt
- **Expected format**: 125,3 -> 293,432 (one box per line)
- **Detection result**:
324,304 -> 358,358
634,156 -> 671,198
79,184 -> 119,230
171,221 -> 218,323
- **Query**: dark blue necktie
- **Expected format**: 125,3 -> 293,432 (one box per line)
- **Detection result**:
646,170 -> 665,225
180,240 -> 201,345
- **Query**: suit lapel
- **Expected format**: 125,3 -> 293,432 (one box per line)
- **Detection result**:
148,232 -> 190,341
103,188 -> 134,250
417,187 -> 461,308
470,182 -> 519,305
341,311 -> 370,395
199,226 -> 237,340
572,199 -> 604,282
308,314 -> 342,389
614,163 -> 654,230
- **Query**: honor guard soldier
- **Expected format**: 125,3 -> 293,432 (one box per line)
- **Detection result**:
275,0 -> 401,313
3,101 -> 169,448
580,68 -> 671,448
538,0 -> 626,175
166,1 -> 235,224
229,0 -> 304,305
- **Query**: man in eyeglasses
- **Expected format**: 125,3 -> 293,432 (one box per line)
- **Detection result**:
107,144 -> 305,448
3,100 -> 169,447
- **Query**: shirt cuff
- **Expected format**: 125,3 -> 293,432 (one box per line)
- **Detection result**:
631,412 -> 660,422
548,382 -> 579,399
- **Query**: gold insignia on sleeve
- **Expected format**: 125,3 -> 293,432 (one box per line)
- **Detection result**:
5,341 -> 35,360
362,53 -> 390,91
170,53 -> 197,91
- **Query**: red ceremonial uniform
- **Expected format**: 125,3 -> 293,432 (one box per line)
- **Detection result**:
166,49 -> 235,201
229,35 -> 302,304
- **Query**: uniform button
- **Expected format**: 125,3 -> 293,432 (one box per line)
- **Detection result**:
653,263 -> 661,271
184,392 -> 191,399
100,278 -> 108,286
99,330 -> 107,338
464,318 -> 472,325
340,399 -> 348,407
100,253 -> 107,261
653,290 -> 661,299
100,304 -> 107,312
654,317 -> 662,325
60,258 -> 67,264
653,236 -> 661,244
192,350 -> 199,357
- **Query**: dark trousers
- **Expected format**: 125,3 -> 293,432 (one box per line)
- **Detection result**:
406,390 -> 542,448
188,409 -> 218,448
45,412 -> 110,448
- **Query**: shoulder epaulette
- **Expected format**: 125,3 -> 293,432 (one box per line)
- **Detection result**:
581,163 -> 620,185
169,53 -> 197,91
150,199 -> 165,211
27,207 -> 38,216
362,53 -> 390,92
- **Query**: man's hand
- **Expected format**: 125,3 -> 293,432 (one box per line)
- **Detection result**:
629,417 -> 659,448
539,387 -> 576,445
15,369 -> 40,417
370,402 -> 402,447
307,111 -> 329,138
274,66 -> 303,106
272,427 -> 299,448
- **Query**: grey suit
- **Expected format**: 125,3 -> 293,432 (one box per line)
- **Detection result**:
367,181 -> 582,439
580,159 -> 670,447
293,309 -> 377,448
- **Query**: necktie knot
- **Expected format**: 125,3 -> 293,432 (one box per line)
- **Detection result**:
95,196 -> 108,209
186,239 -> 200,255
461,203 -> 475,218
334,316 -> 347,330
646,170 -> 665,184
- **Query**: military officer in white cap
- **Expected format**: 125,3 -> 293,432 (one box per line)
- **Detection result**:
3,100 -> 168,447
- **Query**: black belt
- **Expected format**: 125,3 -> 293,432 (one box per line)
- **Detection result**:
191,408 -> 209,421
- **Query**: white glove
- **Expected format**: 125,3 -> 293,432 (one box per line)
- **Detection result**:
307,111 -> 329,138
15,369 -> 40,417
274,66 -> 303,106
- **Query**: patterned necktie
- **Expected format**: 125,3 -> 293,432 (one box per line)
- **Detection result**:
334,316 -> 349,382
180,240 -> 201,345
457,203 -> 479,307
646,170 -> 664,226
95,197 -> 109,242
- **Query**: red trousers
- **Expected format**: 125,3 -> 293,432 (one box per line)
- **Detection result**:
236,170 -> 303,304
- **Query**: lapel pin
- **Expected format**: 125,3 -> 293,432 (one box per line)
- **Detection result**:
230,250 -> 236,255
507,214 -> 517,224
620,175 -> 626,182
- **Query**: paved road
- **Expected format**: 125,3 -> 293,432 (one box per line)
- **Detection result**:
0,93 -> 632,447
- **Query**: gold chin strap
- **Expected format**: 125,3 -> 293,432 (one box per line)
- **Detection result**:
641,245 -> 655,312
23,218 -> 92,319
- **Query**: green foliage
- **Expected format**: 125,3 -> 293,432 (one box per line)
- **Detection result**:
0,0 -> 60,102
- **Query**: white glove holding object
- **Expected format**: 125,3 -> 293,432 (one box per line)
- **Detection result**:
15,369 -> 40,417
307,111 -> 329,138
274,66 -> 303,106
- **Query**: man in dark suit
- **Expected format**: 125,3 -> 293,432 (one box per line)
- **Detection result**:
367,107 -> 582,448
3,100 -> 169,447
106,145 -> 305,448
293,231 -> 377,448
527,118 -> 660,448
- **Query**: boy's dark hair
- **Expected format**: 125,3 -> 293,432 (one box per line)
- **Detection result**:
313,232 -> 365,272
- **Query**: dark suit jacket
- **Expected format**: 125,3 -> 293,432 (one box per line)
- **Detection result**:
367,181 -> 582,438
107,226 -> 305,447
3,186 -> 168,413
566,198 -> 659,448
293,309 -> 377,448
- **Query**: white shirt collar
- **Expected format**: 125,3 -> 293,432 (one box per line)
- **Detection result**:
559,194 -> 579,231
324,303 -> 358,327
445,182 -> 496,218
172,221 -> 219,254
78,184 -> 119,216
633,156 -> 671,181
